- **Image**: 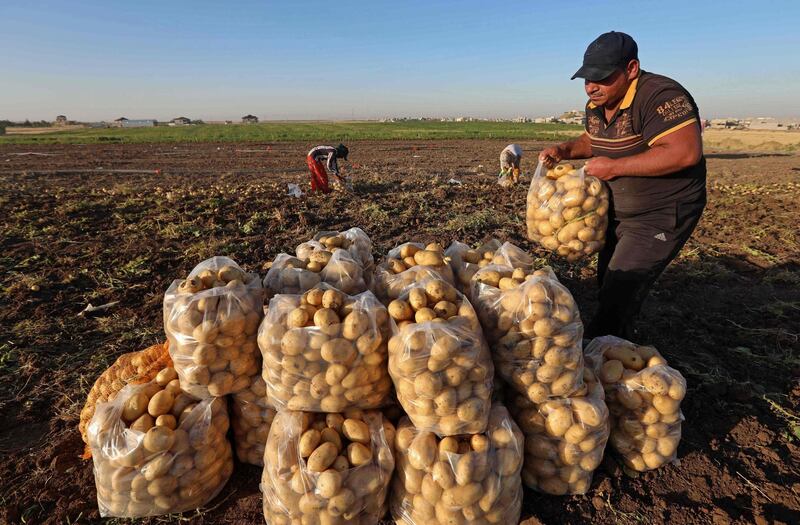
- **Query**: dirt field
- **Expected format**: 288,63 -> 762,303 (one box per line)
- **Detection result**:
1,140 -> 798,524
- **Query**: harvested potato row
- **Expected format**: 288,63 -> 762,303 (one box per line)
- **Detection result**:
391,404 -> 524,525
584,336 -> 686,472
471,265 -> 585,403
262,409 -> 395,525
164,256 -> 264,399
510,369 -> 609,495
230,375 -> 275,466
374,242 -> 456,298
264,249 -> 367,298
526,161 -> 609,262
387,277 -> 494,436
88,370 -> 233,518
259,286 -> 392,412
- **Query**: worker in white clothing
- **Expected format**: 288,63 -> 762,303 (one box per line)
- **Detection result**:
499,143 -> 523,186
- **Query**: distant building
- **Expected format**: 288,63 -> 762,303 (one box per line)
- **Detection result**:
115,118 -> 157,128
242,114 -> 259,124
170,116 -> 192,126
55,115 -> 68,126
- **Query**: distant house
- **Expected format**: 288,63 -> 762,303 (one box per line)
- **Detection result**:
113,117 -> 129,127
55,115 -> 68,126
241,114 -> 259,124
170,116 -> 192,126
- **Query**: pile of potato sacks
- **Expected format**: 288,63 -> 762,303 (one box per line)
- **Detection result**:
526,161 -> 609,262
87,229 -> 688,521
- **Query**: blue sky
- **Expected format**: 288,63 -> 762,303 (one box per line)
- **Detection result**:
1,0 -> 798,121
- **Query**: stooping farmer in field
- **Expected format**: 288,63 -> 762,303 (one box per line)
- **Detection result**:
306,143 -> 349,193
540,31 -> 706,339
498,143 -> 523,187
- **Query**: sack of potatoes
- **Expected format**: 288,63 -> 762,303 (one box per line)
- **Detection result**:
80,341 -> 172,453
88,368 -> 233,517
444,239 -> 502,293
390,403 -> 524,525
510,368 -> 609,495
387,276 -> 494,436
372,265 -> 445,303
375,242 -> 456,297
310,227 -> 375,276
163,256 -> 264,399
265,249 -> 367,298
261,409 -> 395,525
259,285 -> 392,412
230,375 -> 275,466
470,265 -> 585,403
584,336 -> 686,472
525,161 -> 609,262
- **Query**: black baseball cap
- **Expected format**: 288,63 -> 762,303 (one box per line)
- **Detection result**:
572,31 -> 638,81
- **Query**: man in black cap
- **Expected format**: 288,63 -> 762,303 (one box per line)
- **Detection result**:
540,31 -> 706,340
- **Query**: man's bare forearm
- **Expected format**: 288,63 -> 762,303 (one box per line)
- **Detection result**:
558,133 -> 593,160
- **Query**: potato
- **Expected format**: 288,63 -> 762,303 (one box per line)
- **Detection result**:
342,419 -> 370,444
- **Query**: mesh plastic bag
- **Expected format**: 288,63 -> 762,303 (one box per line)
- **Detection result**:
391,403 -> 523,525
526,161 -> 609,261
164,256 -> 264,398
265,250 -> 367,297
259,285 -> 392,412
471,265 -> 584,402
585,336 -> 686,471
230,375 -> 275,466
374,242 -> 456,296
80,342 -> 172,451
261,409 -> 395,525
511,368 -> 609,495
387,276 -> 493,436
88,372 -> 233,517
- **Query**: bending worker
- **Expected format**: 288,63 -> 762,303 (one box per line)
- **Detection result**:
540,31 -> 706,339
307,143 -> 349,193
499,143 -> 523,185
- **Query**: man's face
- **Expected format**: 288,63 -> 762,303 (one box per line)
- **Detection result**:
584,68 -> 628,108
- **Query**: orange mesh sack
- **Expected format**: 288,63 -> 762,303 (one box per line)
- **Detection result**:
79,342 -> 172,449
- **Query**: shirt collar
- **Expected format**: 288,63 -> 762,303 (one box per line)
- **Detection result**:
586,74 -> 640,110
